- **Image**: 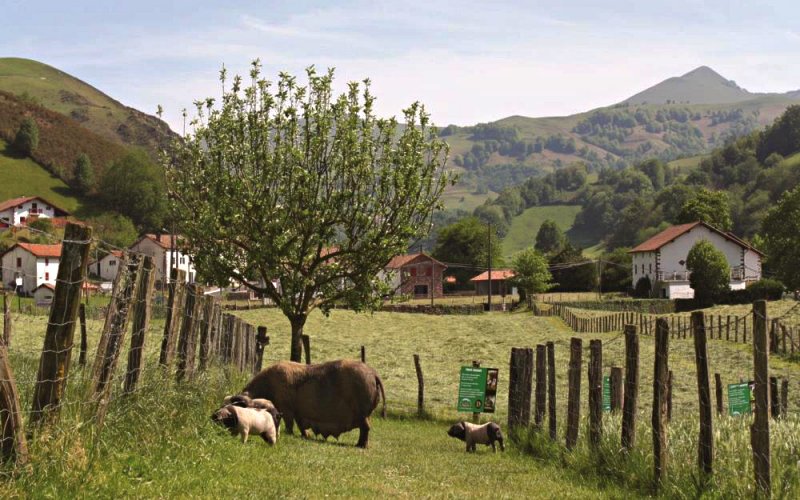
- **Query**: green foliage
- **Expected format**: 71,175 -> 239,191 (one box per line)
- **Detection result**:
757,104 -> 800,161
678,188 -> 732,230
633,276 -> 652,298
166,62 -> 451,362
74,153 -> 93,193
100,149 -> 166,230
549,243 -> 597,292
86,212 -> 138,248
600,248 -> 632,293
27,217 -> 53,235
535,219 -> 565,254
510,247 -> 553,302
745,278 -> 785,301
13,116 -> 38,156
762,185 -> 800,290
686,240 -> 730,306
433,216 -> 503,287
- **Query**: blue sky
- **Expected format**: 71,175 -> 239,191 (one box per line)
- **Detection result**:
3,0 -> 800,132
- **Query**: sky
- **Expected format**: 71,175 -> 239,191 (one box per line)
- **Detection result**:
3,0 -> 800,132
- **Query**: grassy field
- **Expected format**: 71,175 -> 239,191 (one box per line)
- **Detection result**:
0,139 -> 84,213
502,205 -> 582,258
4,301 -> 800,497
440,186 -> 497,212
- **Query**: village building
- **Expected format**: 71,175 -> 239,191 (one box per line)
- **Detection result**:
129,234 -> 196,286
383,253 -> 447,298
629,221 -> 763,299
0,196 -> 70,229
88,250 -> 124,282
1,243 -> 61,294
470,269 -> 516,296
33,283 -> 55,305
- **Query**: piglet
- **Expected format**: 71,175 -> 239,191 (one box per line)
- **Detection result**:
447,421 -> 505,452
211,404 -> 278,444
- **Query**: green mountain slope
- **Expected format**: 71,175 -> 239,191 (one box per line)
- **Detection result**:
623,66 -> 755,105
0,57 -> 176,155
501,205 -> 580,258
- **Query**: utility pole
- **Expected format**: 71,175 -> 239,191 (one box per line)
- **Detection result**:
487,223 -> 492,311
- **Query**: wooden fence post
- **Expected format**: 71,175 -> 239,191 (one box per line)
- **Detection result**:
90,254 -> 143,430
610,366 -> 623,412
198,295 -> 216,372
588,339 -> 603,447
302,334 -> 311,365
769,377 -> 779,419
653,317 -> 670,486
508,348 -> 533,431
176,284 -> 203,382
780,379 -> 789,417
254,326 -> 269,374
124,255 -> 155,394
0,335 -> 28,464
78,303 -> 88,367
566,337 -> 582,450
622,324 -> 639,451
547,341 -> 557,441
361,345 -> 366,363
414,354 -> 425,417
535,344 -> 546,429
692,311 -> 713,477
2,292 -> 11,348
159,270 -> 186,367
30,222 -> 92,425
715,373 -> 723,416
751,300 -> 770,496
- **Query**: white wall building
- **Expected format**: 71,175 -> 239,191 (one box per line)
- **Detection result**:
88,250 -> 124,282
0,196 -> 70,228
33,283 -> 55,305
630,221 -> 763,299
1,243 -> 61,294
129,234 -> 196,286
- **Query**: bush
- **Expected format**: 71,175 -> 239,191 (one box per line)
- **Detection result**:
687,240 -> 730,306
746,278 -> 785,301
633,276 -> 652,298
13,117 -> 39,156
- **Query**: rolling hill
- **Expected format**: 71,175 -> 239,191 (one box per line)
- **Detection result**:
0,57 -> 177,156
623,66 -> 755,105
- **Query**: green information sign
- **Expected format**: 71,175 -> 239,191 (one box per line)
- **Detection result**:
602,375 -> 611,412
728,382 -> 752,416
457,367 -> 498,413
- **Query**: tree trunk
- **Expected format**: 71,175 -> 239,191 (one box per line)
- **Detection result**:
290,316 -> 306,363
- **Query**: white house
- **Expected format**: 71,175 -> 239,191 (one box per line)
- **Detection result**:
33,283 -> 55,305
0,196 -> 70,229
629,221 -> 763,299
1,243 -> 61,294
88,250 -> 124,282
129,234 -> 196,286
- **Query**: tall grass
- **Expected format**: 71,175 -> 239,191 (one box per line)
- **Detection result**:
515,411 -> 800,498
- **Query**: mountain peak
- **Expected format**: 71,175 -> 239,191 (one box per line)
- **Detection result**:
623,65 -> 752,105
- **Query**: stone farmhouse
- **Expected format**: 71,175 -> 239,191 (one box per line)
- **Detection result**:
1,243 -> 61,294
383,253 -> 447,298
629,221 -> 762,299
88,250 -> 124,282
0,196 -> 70,229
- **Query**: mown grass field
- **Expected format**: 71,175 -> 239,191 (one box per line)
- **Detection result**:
0,139 -> 84,213
502,204 -> 582,258
3,300 -> 800,497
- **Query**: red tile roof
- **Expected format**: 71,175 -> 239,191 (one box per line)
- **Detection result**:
470,269 -> 515,281
138,234 -> 184,249
0,196 -> 70,215
35,283 -> 55,291
629,221 -> 764,255
386,252 -> 446,269
15,243 -> 62,258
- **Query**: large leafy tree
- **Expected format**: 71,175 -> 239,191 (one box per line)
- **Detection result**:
432,216 -> 503,287
74,153 -> 94,194
686,240 -> 730,306
510,247 -> 553,306
762,186 -> 800,290
100,150 -> 167,230
13,117 -> 39,157
166,62 -> 451,362
678,188 -> 732,231
534,219 -> 565,254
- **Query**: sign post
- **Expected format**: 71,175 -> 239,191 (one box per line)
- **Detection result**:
728,382 -> 752,416
457,366 -> 498,414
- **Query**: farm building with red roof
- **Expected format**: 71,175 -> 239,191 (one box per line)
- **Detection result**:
382,252 -> 447,298
0,196 -> 70,229
1,242 -> 62,294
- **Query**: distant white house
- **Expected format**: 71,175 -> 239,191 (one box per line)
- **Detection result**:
1,243 -> 61,294
629,221 -> 763,299
0,196 -> 70,229
88,250 -> 124,282
33,283 -> 55,305
129,234 -> 196,286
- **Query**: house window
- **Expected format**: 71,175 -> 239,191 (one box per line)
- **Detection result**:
634,264 -> 638,274
46,205 -> 51,210
649,263 -> 652,273
413,284 -> 428,296
45,272 -> 50,281
32,202 -> 38,210
409,267 -> 417,277
180,257 -> 186,265
16,257 -> 21,268
44,258 -> 49,266
109,260 -> 116,266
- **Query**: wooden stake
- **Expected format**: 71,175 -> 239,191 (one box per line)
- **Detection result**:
159,270 -> 186,367
653,317 -> 670,486
124,255 -> 155,394
534,344 -> 546,429
715,373 -> 723,416
176,284 -> 203,382
414,354 -> 424,417
622,324 -> 639,451
302,334 -> 311,365
0,334 -> 28,464
751,300 -> 770,495
254,326 -> 269,374
78,303 -> 87,367
692,311 -> 713,477
508,348 -> 533,431
547,341 -> 557,440
588,339 -> 603,447
2,292 -> 11,348
566,337 -> 582,450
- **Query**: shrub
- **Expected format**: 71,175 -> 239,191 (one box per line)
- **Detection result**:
633,276 -> 652,298
13,117 -> 39,156
746,278 -> 785,301
687,240 -> 730,306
